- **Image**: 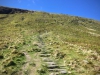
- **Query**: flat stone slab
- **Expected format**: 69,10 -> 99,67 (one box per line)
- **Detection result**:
47,64 -> 59,69
48,69 -> 67,74
40,51 -> 51,54
42,57 -> 53,62
48,69 -> 60,72
45,61 -> 56,65
39,54 -> 51,55
59,69 -> 67,74
49,72 -> 59,75
39,54 -> 51,57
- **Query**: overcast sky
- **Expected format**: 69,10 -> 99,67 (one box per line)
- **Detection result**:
0,0 -> 100,21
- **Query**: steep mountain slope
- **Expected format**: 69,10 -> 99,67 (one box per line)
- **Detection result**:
0,7 -> 100,75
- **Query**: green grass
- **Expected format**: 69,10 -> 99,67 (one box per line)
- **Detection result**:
0,11 -> 100,75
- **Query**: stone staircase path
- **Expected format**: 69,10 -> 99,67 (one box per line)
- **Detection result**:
39,50 -> 67,75
37,35 -> 67,75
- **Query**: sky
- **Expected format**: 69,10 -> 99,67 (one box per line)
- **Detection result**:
0,0 -> 100,21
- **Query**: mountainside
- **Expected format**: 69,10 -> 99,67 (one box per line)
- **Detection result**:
0,6 -> 34,14
0,6 -> 100,75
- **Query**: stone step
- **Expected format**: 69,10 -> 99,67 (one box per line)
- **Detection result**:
59,69 -> 67,74
49,72 -> 59,75
42,57 -> 53,62
39,54 -> 51,55
40,54 -> 51,56
47,64 -> 59,69
48,69 -> 60,72
40,51 -> 51,54
45,61 -> 56,65
39,54 -> 51,57
58,66 -> 66,69
48,69 -> 67,74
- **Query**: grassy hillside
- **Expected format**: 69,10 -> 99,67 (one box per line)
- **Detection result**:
0,11 -> 100,75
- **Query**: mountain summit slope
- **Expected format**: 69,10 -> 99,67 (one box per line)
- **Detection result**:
0,6 -> 34,14
0,6 -> 100,75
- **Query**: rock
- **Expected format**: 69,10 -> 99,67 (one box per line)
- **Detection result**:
47,64 -> 59,69
60,69 -> 67,74
45,61 -> 56,65
83,60 -> 88,63
49,73 -> 54,75
68,71 -> 71,74
39,54 -> 51,57
42,58 -> 52,62
48,69 -> 67,73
